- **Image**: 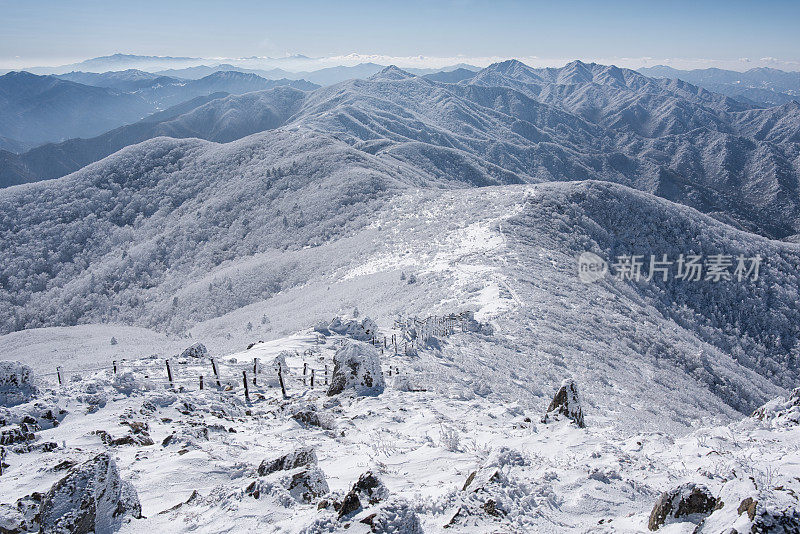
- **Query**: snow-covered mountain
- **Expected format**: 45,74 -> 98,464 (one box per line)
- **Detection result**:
2,59 -> 800,532
639,65 -> 800,107
0,71 -> 318,152
55,69 -> 184,92
0,71 -> 155,148
5,60 -> 800,240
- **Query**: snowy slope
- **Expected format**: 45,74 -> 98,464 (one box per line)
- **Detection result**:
1,327 -> 797,533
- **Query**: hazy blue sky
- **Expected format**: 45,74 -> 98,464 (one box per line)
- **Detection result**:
2,0 -> 799,70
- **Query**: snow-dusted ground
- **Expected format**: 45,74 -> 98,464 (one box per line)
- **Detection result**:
2,327 -> 798,533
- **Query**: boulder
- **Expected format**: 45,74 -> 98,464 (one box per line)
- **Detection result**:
326,317 -> 378,342
179,343 -> 208,359
338,471 -> 388,519
327,341 -> 385,397
258,447 -> 317,476
358,498 -> 423,533
37,452 -> 141,534
0,361 -> 37,407
648,483 -> 719,530
287,467 -> 329,503
291,407 -> 336,430
542,379 -> 585,428
246,466 -> 329,504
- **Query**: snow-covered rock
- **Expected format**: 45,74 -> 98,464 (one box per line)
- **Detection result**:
179,342 -> 208,359
0,361 -> 37,407
326,316 -> 379,342
258,446 -> 317,476
542,379 -> 585,428
327,341 -> 385,396
247,466 -> 330,504
647,483 -> 719,530
338,471 -> 389,519
37,452 -> 141,533
752,387 -> 800,426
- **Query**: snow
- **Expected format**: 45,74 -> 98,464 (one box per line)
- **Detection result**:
0,326 -> 797,532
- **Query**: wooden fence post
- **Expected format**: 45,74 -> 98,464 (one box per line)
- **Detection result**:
253,357 -> 260,386
277,365 -> 287,398
165,359 -> 174,389
211,358 -> 221,387
324,365 -> 328,385
113,361 -> 117,374
310,369 -> 315,387
303,362 -> 307,385
56,366 -> 64,386
242,371 -> 250,401
199,375 -> 204,390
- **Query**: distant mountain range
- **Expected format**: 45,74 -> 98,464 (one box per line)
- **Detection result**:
0,71 -> 156,148
638,65 -> 800,107
154,62 -> 480,85
0,70 -> 318,150
3,60 -> 800,240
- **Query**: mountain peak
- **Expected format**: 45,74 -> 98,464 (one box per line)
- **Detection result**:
369,65 -> 415,81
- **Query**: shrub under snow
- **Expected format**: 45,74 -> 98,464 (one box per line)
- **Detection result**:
327,341 -> 385,396
0,360 -> 37,406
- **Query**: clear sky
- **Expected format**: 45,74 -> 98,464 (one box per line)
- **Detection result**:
2,0 -> 799,70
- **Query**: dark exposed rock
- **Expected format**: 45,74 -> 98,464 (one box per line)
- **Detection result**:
542,379 -> 585,428
462,467 -> 502,493
291,408 -> 336,430
0,426 -> 34,446
337,492 -> 362,519
338,471 -> 388,519
258,447 -> 316,476
738,497 -> 758,520
648,483 -> 718,530
158,490 -> 200,515
483,498 -> 502,517
36,452 -> 141,534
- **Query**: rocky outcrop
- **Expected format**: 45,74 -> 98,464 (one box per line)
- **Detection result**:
290,406 -> 336,430
648,483 -> 719,530
542,379 -> 585,428
246,465 -> 329,504
179,343 -> 208,359
287,468 -> 329,503
327,341 -> 385,397
338,471 -> 389,519
323,316 -> 379,342
36,452 -> 141,533
258,447 -> 317,476
752,387 -> 800,425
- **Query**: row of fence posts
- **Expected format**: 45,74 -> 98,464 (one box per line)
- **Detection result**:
50,322 -> 435,402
